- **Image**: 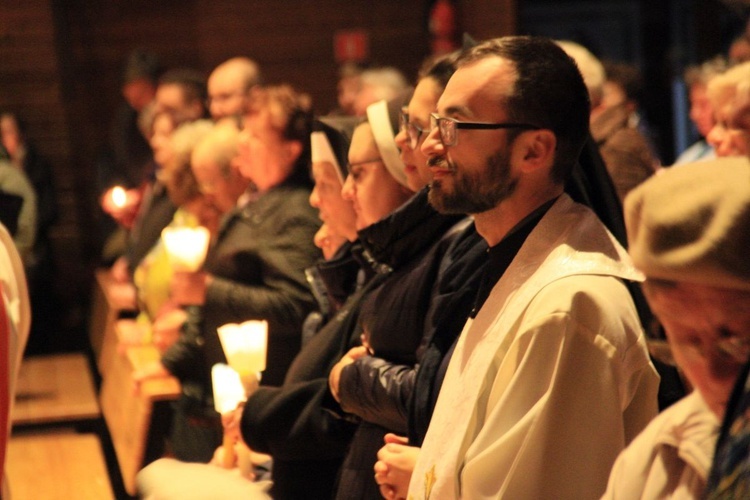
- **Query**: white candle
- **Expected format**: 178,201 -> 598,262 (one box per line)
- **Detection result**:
217,320 -> 268,375
111,186 -> 127,208
211,363 -> 247,414
161,226 -> 211,272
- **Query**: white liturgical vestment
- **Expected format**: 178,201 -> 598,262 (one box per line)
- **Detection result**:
409,194 -> 660,500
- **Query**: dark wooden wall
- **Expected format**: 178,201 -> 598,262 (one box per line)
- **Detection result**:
0,0 -> 516,346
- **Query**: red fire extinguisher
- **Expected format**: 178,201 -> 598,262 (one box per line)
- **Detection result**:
429,0 -> 458,56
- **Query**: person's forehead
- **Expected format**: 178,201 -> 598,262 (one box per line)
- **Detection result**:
710,86 -> 738,111
438,57 -> 516,118
209,68 -> 243,93
715,102 -> 736,122
157,84 -> 187,105
408,78 -> 441,121
312,161 -> 341,181
648,280 -> 750,317
348,124 -> 379,162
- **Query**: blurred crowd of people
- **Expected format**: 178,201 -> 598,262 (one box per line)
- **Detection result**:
4,23 -> 750,500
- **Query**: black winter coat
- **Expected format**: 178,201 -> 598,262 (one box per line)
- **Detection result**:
240,240 -> 383,500
333,188 -> 464,500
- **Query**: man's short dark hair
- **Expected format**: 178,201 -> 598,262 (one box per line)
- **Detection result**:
122,49 -> 162,84
158,68 -> 208,112
418,51 -> 460,91
457,36 -> 590,184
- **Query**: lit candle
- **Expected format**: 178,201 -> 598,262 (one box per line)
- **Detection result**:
217,320 -> 268,377
161,226 -> 211,272
111,186 -> 127,208
211,363 -> 247,414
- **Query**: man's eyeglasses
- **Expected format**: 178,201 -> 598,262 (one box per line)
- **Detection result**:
399,110 -> 427,150
429,113 -> 541,147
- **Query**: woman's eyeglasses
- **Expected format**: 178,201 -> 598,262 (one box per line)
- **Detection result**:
399,110 -> 427,150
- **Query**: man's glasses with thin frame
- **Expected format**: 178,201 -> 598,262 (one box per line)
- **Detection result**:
429,113 -> 541,147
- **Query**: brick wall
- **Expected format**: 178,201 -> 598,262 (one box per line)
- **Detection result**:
0,0 -> 515,344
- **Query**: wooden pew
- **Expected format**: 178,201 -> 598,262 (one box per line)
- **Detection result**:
100,319 -> 181,496
89,268 -> 137,376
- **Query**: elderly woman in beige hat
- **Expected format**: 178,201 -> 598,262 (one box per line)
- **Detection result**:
602,157 -> 750,498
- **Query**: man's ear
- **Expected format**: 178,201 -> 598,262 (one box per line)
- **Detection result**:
515,130 -> 557,173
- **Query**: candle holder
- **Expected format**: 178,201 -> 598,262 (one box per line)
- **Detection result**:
161,225 -> 211,272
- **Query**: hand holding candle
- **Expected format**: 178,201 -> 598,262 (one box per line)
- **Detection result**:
211,363 -> 248,469
101,185 -> 141,228
163,225 -> 212,304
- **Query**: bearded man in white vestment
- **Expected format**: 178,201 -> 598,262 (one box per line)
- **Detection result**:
405,36 -> 660,500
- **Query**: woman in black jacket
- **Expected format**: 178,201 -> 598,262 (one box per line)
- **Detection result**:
326,54 -> 481,500
160,85 -> 322,463
237,98 -> 414,499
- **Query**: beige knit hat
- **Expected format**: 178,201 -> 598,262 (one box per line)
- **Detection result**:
624,156 -> 750,290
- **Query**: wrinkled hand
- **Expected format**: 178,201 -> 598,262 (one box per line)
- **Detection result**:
328,346 -> 368,402
170,270 -> 210,305
209,439 -> 268,481
374,434 -> 418,500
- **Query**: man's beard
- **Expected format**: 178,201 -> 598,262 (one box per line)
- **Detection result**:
428,148 -> 518,215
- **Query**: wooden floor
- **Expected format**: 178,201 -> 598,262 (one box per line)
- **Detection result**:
12,353 -> 101,425
7,270 -> 175,498
7,428 -> 115,499
7,353 -> 119,499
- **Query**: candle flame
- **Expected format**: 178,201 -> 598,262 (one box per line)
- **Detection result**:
111,186 -> 127,208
